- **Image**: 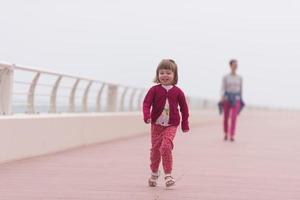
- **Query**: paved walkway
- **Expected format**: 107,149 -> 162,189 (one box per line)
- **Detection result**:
0,110 -> 300,200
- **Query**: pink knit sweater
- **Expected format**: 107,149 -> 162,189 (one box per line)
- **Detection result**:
143,84 -> 189,132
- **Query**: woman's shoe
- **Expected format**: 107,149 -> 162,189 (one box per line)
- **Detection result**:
224,135 -> 228,141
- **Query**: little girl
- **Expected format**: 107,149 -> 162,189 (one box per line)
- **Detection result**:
143,59 -> 189,188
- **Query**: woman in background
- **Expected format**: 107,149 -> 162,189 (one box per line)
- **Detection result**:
220,59 -> 244,142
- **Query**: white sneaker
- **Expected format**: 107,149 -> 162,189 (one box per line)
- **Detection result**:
148,171 -> 160,187
165,174 -> 175,188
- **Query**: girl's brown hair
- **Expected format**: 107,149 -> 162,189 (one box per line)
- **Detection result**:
154,59 -> 178,85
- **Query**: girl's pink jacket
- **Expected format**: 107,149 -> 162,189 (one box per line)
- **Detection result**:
143,84 -> 190,132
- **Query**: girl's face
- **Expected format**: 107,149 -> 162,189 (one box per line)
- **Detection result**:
158,69 -> 174,85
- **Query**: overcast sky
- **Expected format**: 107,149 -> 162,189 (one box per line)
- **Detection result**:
1,0 -> 300,109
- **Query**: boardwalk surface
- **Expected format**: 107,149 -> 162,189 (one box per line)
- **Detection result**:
0,110 -> 300,200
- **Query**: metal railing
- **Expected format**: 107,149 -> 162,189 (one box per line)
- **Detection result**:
0,62 -> 214,115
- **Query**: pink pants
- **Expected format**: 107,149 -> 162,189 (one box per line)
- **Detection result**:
150,124 -> 177,174
223,100 -> 241,136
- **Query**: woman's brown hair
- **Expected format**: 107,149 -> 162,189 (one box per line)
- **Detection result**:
229,59 -> 237,66
154,59 -> 178,85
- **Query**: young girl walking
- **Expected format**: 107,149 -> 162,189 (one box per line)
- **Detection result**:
143,59 -> 189,188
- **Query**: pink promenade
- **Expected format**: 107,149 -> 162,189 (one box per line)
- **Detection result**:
0,110 -> 300,200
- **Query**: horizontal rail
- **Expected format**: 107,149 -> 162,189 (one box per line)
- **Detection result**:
0,61 -> 215,115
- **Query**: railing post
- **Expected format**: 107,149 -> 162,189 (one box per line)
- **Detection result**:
137,89 -> 145,111
129,88 -> 137,111
120,87 -> 129,111
0,63 -> 14,115
96,83 -> 106,112
186,95 -> 190,107
27,72 -> 40,114
203,100 -> 208,109
69,79 -> 80,113
49,76 -> 63,113
82,81 -> 93,112
107,84 -> 118,112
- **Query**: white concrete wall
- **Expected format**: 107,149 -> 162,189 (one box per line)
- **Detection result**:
0,110 -> 218,163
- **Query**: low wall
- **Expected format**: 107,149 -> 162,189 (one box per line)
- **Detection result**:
0,110 -> 217,163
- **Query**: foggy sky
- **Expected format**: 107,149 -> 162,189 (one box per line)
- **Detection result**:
1,0 -> 300,109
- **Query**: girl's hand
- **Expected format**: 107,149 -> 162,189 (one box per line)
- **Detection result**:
182,129 -> 189,133
145,119 -> 151,124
